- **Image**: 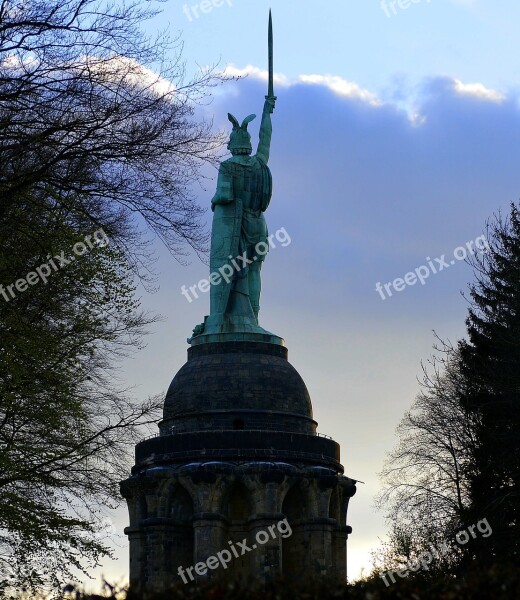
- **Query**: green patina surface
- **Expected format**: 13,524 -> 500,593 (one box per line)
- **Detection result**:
189,13 -> 282,346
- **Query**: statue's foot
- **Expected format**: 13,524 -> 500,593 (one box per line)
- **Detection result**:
191,314 -> 283,346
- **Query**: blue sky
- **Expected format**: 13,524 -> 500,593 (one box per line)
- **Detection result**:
84,0 -> 520,588
161,0 -> 520,101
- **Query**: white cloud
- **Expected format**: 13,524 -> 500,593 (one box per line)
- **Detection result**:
2,52 -> 176,97
298,74 -> 381,106
223,65 -> 507,117
86,55 -> 176,97
410,111 -> 427,126
223,64 -> 381,106
453,79 -> 505,102
224,63 -> 290,88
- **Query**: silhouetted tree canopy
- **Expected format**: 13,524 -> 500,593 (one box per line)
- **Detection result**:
377,202 -> 520,575
0,0 -> 226,270
0,0 -> 227,594
458,204 -> 520,566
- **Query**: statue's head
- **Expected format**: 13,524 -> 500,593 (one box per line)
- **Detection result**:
227,113 -> 256,155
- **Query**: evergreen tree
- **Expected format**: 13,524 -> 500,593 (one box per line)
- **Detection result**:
377,204 -> 520,574
458,203 -> 520,566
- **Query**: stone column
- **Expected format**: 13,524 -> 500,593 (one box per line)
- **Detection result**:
124,526 -> 145,587
303,517 -> 336,576
137,519 -> 173,589
192,512 -> 228,579
248,512 -> 286,581
332,525 -> 350,581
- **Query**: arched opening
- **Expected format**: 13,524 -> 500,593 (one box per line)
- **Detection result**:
167,484 -> 194,572
228,483 -> 250,521
281,484 -> 308,580
222,481 -> 252,579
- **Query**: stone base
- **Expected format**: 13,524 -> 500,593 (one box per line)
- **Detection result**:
191,331 -> 284,346
121,339 -> 356,589
189,314 -> 284,346
121,461 -> 356,589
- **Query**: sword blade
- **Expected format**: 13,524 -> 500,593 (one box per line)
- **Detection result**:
268,9 -> 274,98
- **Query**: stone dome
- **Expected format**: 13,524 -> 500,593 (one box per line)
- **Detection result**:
160,341 -> 316,436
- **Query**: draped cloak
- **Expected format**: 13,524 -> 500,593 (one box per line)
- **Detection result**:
209,154 -> 273,321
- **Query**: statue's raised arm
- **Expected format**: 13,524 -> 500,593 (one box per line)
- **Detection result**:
256,97 -> 276,164
257,11 -> 276,164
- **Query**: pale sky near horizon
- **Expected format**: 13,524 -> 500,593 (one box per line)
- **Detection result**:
82,0 -> 520,590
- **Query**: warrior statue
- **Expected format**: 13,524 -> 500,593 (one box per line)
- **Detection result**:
190,12 -> 278,342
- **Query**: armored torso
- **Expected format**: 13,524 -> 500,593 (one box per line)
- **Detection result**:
220,155 -> 272,213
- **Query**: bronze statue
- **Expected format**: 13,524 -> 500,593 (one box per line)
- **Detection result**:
190,12 -> 278,342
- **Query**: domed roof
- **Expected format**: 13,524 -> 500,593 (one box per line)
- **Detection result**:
160,341 -> 315,435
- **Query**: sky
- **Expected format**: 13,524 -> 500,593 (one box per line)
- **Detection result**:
84,0 -> 520,589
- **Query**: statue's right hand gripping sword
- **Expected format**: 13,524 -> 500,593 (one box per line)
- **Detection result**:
266,10 -> 276,112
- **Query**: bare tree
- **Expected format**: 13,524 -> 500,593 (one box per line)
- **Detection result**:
375,206 -> 520,575
375,348 -> 480,572
0,2 -> 229,592
0,0 -> 226,270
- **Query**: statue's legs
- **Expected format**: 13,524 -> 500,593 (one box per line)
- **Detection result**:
226,269 -> 255,321
248,262 -> 262,322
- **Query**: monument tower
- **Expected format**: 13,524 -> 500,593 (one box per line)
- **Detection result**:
121,12 -> 356,589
